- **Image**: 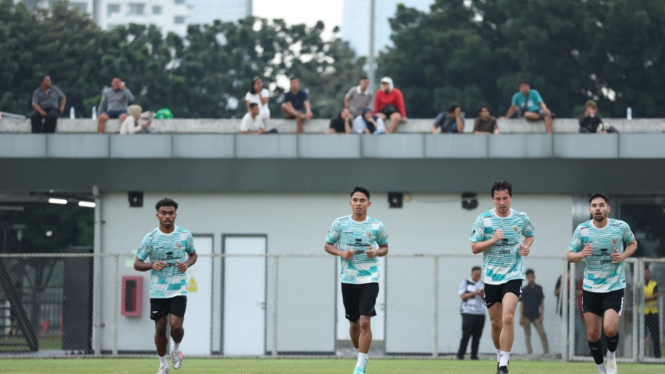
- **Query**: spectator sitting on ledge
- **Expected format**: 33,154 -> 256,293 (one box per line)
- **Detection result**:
31,74 -> 66,133
474,105 -> 499,134
354,108 -> 386,134
241,103 -> 266,134
120,105 -> 151,135
97,77 -> 134,133
579,100 -> 617,133
431,102 -> 465,134
500,80 -> 553,134
328,108 -> 353,134
373,77 -> 407,134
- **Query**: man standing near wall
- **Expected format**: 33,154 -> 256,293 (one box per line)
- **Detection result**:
325,186 -> 389,374
520,269 -> 549,355
644,266 -> 661,358
134,198 -> 198,374
567,192 -> 638,374
457,266 -> 486,360
469,180 -> 535,374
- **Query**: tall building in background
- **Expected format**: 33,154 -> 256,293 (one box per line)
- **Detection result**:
342,0 -> 433,57
188,0 -> 252,25
16,0 -> 192,36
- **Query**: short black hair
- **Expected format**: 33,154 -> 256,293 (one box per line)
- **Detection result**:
360,77 -> 369,81
526,269 -> 535,276
448,102 -> 460,113
155,198 -> 178,211
478,104 -> 489,113
471,266 -> 481,272
350,186 -> 370,200
40,74 -> 50,82
290,76 -> 298,82
520,80 -> 530,86
249,102 -> 258,109
589,192 -> 610,205
491,180 -> 512,198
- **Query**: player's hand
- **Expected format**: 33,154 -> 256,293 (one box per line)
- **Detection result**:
581,242 -> 593,258
611,248 -> 624,264
152,261 -> 168,271
340,250 -> 356,260
366,249 -> 377,259
175,261 -> 188,272
492,229 -> 504,243
518,244 -> 530,256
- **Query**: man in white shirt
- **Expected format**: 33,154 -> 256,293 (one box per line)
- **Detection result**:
457,266 -> 486,361
240,103 -> 266,134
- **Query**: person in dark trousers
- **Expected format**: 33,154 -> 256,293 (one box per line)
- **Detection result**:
31,74 -> 66,133
579,100 -> 618,133
644,266 -> 661,358
521,269 -> 549,355
457,266 -> 486,360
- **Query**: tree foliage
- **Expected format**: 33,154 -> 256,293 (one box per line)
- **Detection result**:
0,0 -> 364,119
380,0 -> 665,118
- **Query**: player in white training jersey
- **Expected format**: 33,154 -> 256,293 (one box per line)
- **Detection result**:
325,186 -> 389,374
134,198 -> 198,374
568,192 -> 637,374
469,180 -> 534,374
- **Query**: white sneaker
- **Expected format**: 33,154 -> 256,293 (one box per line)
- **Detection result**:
605,355 -> 618,374
156,366 -> 169,374
171,350 -> 183,370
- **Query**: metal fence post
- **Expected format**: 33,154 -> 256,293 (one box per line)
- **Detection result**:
113,254 -> 119,356
560,260 -> 569,362
432,256 -> 438,358
568,262 -> 576,360
272,256 -> 279,357
631,259 -> 639,362
92,185 -> 103,355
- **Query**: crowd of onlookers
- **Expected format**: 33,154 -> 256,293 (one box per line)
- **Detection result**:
26,74 -> 665,135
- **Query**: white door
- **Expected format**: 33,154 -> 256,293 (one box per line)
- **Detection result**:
336,257 -> 386,341
223,236 -> 267,355
171,235 -> 213,355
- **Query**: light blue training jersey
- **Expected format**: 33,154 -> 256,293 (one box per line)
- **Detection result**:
326,215 -> 388,284
469,209 -> 535,285
136,226 -> 196,299
568,219 -> 635,293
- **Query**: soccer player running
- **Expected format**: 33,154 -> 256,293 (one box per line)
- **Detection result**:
325,186 -> 388,374
134,198 -> 198,374
469,180 -> 534,374
567,192 -> 637,374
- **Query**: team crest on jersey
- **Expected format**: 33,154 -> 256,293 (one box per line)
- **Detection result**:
176,243 -> 182,249
366,231 -> 373,238
513,226 -> 519,234
610,238 -> 618,246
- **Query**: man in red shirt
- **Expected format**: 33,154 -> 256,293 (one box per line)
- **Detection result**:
373,77 -> 407,133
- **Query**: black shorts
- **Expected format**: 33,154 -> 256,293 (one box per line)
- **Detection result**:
484,279 -> 522,308
378,105 -> 400,118
150,296 -> 187,320
582,289 -> 624,317
342,283 -> 379,322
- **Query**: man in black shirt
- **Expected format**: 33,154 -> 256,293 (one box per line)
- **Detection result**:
579,100 -> 618,134
520,269 -> 549,355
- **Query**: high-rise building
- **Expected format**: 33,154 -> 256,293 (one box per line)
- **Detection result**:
342,0 -> 434,57
188,0 -> 252,25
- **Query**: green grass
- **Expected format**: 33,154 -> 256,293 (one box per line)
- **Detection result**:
2,358 -> 664,374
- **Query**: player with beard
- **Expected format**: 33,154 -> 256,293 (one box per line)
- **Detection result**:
469,180 -> 535,374
568,192 -> 637,374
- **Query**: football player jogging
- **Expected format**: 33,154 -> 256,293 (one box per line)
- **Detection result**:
567,192 -> 637,374
469,180 -> 534,374
134,199 -> 198,374
325,186 -> 389,374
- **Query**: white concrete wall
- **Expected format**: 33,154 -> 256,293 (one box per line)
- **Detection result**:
99,192 -> 572,354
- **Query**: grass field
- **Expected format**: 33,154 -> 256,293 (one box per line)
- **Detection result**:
3,358 -> 665,374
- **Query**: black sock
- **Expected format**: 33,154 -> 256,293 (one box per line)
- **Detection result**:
607,333 -> 619,354
589,339 -> 604,365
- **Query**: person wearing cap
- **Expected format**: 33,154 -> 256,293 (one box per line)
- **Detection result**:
579,100 -> 618,133
373,77 -> 407,134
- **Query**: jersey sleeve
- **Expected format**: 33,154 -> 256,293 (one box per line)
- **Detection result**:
568,226 -> 583,252
469,215 -> 485,243
522,213 -> 535,237
459,280 -> 467,295
533,90 -> 543,104
136,235 -> 151,261
326,219 -> 341,245
186,232 -> 196,255
622,222 -> 635,245
376,222 -> 388,245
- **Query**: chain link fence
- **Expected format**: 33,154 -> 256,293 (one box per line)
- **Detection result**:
0,253 -> 662,363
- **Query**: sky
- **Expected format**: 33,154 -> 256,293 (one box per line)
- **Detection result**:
253,0 -> 344,40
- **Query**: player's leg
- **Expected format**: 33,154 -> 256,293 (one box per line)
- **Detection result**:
342,284 -> 361,356
154,315 -> 169,373
583,289 -> 607,373
168,296 -> 187,370
354,283 -> 379,373
498,291 -> 519,371
457,314 -> 473,359
486,284 -> 503,369
602,290 -> 623,374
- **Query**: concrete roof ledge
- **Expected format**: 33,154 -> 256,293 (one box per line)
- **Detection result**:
1,118 -> 663,134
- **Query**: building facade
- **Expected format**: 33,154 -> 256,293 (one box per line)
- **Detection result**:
188,0 -> 252,25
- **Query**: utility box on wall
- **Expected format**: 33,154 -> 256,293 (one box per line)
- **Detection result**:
121,276 -> 142,317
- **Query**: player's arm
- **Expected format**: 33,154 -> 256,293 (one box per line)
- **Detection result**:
175,250 -> 197,272
134,238 -> 166,271
324,220 -> 355,260
368,243 -> 388,258
612,238 -> 637,264
567,226 -> 590,263
471,230 -> 503,254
